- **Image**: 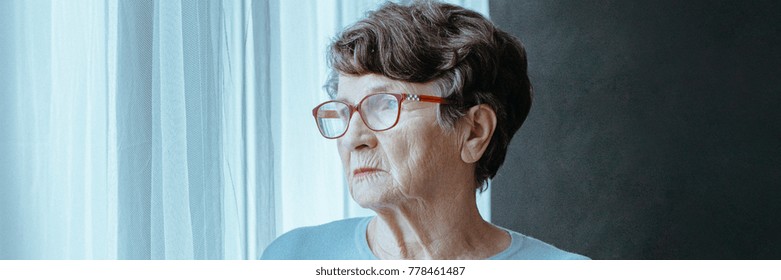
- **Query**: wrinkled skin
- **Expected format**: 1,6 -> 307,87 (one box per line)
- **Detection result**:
336,74 -> 510,259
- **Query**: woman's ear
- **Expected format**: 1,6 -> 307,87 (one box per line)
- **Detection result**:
460,104 -> 497,164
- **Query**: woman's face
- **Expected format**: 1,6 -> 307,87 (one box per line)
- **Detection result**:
336,74 -> 466,210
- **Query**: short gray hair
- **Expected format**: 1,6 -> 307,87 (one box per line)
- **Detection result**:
325,1 -> 532,189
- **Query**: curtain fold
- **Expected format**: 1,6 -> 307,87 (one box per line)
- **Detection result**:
250,0 -> 278,257
153,0 -> 195,259
0,0 -> 19,259
116,0 -> 154,260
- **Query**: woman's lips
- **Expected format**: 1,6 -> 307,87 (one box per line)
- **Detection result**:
353,167 -> 382,177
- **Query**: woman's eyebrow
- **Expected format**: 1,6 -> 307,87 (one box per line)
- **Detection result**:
335,84 -> 394,102
366,84 -> 394,93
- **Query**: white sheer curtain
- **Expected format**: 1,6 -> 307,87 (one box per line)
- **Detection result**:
0,0 -> 117,260
0,0 -> 489,259
0,0 -> 271,260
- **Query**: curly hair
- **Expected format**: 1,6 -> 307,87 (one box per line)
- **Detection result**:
325,1 -> 532,189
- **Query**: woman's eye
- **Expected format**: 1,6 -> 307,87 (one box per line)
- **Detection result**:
338,107 -> 350,118
382,99 -> 397,110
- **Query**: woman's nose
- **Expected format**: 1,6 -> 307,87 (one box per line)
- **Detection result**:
341,111 -> 378,151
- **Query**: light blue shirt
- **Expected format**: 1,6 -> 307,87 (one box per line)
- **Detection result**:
261,216 -> 589,260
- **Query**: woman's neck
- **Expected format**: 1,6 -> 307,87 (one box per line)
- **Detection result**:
366,188 -> 510,259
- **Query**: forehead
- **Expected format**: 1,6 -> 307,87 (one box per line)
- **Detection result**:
336,74 -> 436,102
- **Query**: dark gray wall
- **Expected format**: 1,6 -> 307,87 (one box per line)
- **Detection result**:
490,0 -> 781,259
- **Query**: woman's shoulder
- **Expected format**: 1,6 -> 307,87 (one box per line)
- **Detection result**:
260,216 -> 372,260
493,228 -> 590,260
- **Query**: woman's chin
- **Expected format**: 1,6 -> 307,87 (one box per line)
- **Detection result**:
349,176 -> 397,209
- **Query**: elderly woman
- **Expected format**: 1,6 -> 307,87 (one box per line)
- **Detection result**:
262,1 -> 587,260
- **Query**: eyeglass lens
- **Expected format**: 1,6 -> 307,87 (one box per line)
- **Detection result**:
315,93 -> 400,138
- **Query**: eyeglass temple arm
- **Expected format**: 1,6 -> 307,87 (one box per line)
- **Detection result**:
405,94 -> 448,104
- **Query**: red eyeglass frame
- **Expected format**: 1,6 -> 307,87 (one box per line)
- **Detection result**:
311,93 -> 448,139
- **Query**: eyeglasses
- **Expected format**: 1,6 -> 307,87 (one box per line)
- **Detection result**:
312,93 -> 448,139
